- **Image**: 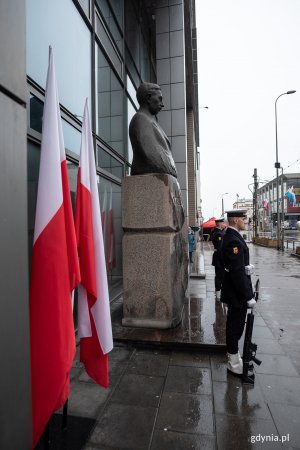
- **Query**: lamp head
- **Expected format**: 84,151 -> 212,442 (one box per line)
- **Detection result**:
287,90 -> 296,94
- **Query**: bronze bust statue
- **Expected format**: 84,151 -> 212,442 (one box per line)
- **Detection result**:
129,82 -> 177,178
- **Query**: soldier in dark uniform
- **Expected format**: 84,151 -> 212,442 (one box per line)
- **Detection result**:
221,210 -> 256,375
211,218 -> 226,300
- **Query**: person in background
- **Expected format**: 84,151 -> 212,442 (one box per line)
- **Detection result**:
221,210 -> 256,375
188,227 -> 195,263
211,218 -> 226,300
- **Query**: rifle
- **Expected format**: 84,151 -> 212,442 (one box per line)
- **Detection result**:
242,279 -> 262,385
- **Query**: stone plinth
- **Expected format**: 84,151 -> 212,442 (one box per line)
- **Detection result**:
122,174 -> 185,232
122,174 -> 188,329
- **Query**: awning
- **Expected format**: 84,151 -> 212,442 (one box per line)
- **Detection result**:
201,217 -> 216,228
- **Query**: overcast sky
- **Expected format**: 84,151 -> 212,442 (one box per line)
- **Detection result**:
196,0 -> 300,220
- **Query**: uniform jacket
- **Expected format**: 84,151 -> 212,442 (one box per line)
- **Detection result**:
211,227 -> 225,268
221,227 -> 253,308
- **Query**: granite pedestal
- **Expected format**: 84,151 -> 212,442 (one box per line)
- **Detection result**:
122,174 -> 188,329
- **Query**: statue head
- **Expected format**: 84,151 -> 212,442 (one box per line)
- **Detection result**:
136,82 -> 164,116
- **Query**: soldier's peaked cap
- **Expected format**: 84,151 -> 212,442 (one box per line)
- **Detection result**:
215,217 -> 225,223
226,209 -> 247,218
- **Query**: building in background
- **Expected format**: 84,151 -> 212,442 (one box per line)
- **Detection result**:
232,197 -> 253,238
0,1 -> 200,447
257,173 -> 300,232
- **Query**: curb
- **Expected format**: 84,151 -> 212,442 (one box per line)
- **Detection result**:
113,338 -> 226,353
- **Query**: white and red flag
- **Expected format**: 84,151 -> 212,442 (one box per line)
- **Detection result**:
75,99 -> 113,388
107,186 -> 116,271
29,47 -> 80,447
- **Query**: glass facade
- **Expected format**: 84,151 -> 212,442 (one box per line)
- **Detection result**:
96,45 -> 124,155
26,0 -> 92,114
26,0 -> 157,299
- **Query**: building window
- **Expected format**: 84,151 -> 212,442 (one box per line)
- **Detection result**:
96,45 -> 125,157
125,0 -> 156,84
127,96 -> 137,165
26,0 -> 91,115
97,146 -> 124,178
29,93 -> 82,156
98,178 -> 123,292
96,0 -> 123,55
78,0 -> 90,18
96,7 -> 123,77
29,94 -> 43,134
62,120 -> 82,156
110,0 -> 124,31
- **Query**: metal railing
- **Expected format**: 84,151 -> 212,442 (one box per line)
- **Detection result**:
257,231 -> 300,251
285,239 -> 300,251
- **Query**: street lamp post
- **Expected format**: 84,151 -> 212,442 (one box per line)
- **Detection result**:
221,192 -> 228,216
281,168 -> 285,250
236,193 -> 239,209
275,90 -> 296,250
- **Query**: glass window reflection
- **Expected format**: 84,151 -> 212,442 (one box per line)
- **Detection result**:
96,12 -> 122,77
125,1 -> 140,73
98,178 -> 123,295
78,0 -> 90,17
29,94 -> 43,133
29,93 -> 81,156
97,146 -> 123,179
96,0 -> 123,55
26,0 -> 91,115
127,98 -> 136,165
96,46 -> 124,156
110,0 -> 124,31
62,120 -> 81,156
126,75 -> 138,109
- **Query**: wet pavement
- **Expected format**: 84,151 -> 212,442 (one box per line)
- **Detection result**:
65,242 -> 300,449
249,243 -> 300,375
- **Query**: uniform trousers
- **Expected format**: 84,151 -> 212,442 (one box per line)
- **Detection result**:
226,306 -> 247,354
214,266 -> 224,291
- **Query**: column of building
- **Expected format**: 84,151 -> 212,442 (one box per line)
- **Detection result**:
0,1 -> 32,448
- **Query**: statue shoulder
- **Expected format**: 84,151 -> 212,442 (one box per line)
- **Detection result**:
129,111 -> 152,135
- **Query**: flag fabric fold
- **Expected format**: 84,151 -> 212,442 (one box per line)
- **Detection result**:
75,99 -> 113,388
285,186 -> 296,206
29,47 -> 80,447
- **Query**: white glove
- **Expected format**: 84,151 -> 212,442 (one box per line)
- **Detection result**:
245,264 -> 255,276
247,298 -> 256,308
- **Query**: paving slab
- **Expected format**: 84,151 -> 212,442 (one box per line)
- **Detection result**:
212,380 -> 272,420
267,402 -> 300,448
127,351 -> 170,376
67,381 -> 110,418
89,403 -> 157,449
257,374 -> 300,406
169,351 -> 211,368
155,392 -> 214,435
110,373 -> 164,407
150,429 -> 217,450
255,354 -> 299,376
215,415 -> 283,450
165,366 -> 212,395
